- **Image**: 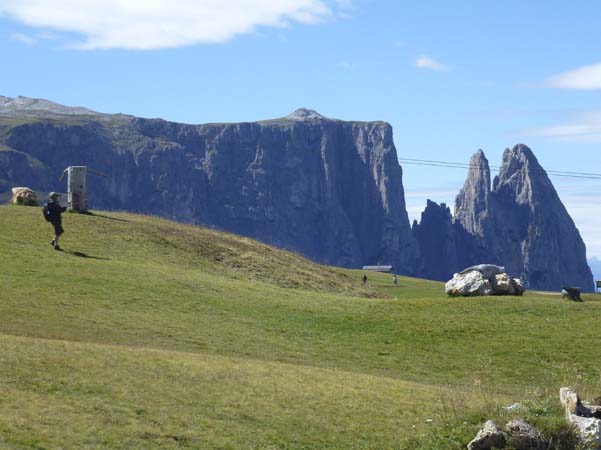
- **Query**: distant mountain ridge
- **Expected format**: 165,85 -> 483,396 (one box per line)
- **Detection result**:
0,95 -> 101,117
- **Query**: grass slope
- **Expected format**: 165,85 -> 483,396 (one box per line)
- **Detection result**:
1,205 -> 600,449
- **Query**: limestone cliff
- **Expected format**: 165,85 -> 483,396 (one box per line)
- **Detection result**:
414,145 -> 594,291
454,149 -> 491,238
0,98 -> 419,273
488,145 -> 593,290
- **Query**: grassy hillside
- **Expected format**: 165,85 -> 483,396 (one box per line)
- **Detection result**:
1,205 -> 600,449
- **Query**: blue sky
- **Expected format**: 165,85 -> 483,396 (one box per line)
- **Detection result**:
1,0 -> 600,258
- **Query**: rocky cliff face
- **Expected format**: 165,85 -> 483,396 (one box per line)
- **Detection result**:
488,145 -> 592,290
0,98 -> 419,273
2,96 -> 592,289
455,149 -> 491,238
413,145 -> 594,291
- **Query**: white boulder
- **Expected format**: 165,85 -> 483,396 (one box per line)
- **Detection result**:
560,387 -> 601,449
446,266 -> 525,297
11,187 -> 37,206
570,415 -> 601,449
445,270 -> 492,297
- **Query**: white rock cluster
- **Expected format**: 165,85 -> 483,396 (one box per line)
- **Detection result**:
445,266 -> 525,297
11,187 -> 38,206
560,387 -> 601,449
467,419 -> 544,450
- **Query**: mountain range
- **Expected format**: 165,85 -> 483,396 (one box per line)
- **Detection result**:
413,148 -> 593,291
0,96 -> 593,291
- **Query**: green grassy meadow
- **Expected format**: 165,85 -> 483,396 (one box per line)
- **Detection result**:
0,205 -> 600,449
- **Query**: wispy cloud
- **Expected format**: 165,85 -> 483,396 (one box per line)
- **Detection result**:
415,55 -> 447,71
0,0 -> 346,50
521,111 -> 601,144
334,0 -> 353,19
542,62 -> 601,90
337,60 -> 352,70
10,32 -> 36,45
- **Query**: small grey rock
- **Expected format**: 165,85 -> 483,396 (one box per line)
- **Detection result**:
467,420 -> 507,450
506,419 -> 545,450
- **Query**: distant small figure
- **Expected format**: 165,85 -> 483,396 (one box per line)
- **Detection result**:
362,274 -> 367,286
393,274 -> 398,286
43,192 -> 67,251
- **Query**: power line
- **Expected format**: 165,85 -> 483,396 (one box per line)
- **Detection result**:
397,158 -> 601,181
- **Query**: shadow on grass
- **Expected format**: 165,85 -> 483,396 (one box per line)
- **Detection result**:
65,250 -> 109,260
87,212 -> 130,222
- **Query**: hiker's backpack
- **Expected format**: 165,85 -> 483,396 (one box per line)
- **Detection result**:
42,203 -> 56,222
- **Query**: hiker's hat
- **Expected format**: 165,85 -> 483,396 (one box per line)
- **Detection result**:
49,192 -> 60,199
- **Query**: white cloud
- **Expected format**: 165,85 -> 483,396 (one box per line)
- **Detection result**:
543,63 -> 601,90
521,111 -> 601,144
415,55 -> 447,71
337,60 -> 352,70
334,0 -> 353,19
10,32 -> 36,44
0,0 -> 344,50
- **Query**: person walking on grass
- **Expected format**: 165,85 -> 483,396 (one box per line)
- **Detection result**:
43,192 -> 67,251
393,274 -> 398,286
362,274 -> 368,286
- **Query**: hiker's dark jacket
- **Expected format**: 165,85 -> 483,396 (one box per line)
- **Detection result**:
48,201 -> 67,223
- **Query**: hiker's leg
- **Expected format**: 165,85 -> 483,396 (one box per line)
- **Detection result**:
52,222 -> 64,248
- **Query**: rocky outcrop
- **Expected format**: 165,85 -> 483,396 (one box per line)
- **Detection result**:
0,98 -> 419,273
412,201 -> 489,281
505,419 -> 545,450
467,421 -> 507,450
412,201 -> 458,281
445,270 -> 492,297
445,266 -> 524,297
11,187 -> 37,206
455,149 -> 491,238
468,419 -> 546,450
560,388 -> 601,449
488,145 -> 592,291
414,145 -> 594,292
492,273 -> 525,296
